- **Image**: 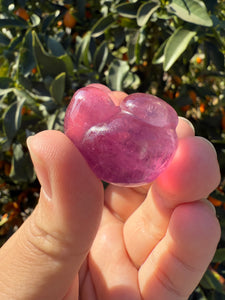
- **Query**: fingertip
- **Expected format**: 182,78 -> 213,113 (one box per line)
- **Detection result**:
27,130 -> 72,160
0,131 -> 104,299
154,136 -> 221,205
169,200 -> 221,251
138,200 -> 221,299
167,200 -> 221,270
109,91 -> 128,106
27,129 -> 104,251
176,117 -> 195,139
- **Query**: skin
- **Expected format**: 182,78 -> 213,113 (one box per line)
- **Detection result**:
0,115 -> 221,299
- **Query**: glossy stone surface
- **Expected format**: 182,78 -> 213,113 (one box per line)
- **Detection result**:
64,84 -> 178,186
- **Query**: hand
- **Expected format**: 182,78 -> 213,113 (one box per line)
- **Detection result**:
0,117 -> 220,300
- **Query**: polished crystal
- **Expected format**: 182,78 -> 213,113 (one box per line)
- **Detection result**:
64,84 -> 178,186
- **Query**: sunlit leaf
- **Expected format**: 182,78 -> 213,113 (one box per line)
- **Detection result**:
92,14 -> 115,37
10,143 -> 36,183
107,59 -> 129,91
123,72 -> 140,90
152,39 -> 167,64
76,31 -> 92,67
93,41 -> 109,73
30,14 -> 41,27
3,99 -> 25,142
49,72 -> 66,105
32,31 -> 67,79
169,0 -> 213,27
137,2 -> 159,26
59,54 -> 74,76
164,27 -> 196,71
47,108 -> 65,131
116,2 -> 139,19
126,29 -> 139,64
200,268 -> 224,293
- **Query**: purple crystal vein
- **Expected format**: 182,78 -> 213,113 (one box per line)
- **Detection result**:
64,84 -> 178,186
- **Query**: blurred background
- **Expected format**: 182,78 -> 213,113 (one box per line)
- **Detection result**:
0,0 -> 225,298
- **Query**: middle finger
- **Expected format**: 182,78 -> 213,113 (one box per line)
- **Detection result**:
123,136 -> 220,268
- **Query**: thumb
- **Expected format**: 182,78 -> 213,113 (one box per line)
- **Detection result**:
0,130 -> 104,300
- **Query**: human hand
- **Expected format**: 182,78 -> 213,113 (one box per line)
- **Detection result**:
0,118 -> 221,300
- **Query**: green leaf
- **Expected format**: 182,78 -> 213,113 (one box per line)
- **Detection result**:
116,2 -> 140,19
3,99 -> 25,142
10,143 -> 36,183
169,0 -> 213,27
0,32 -> 10,46
76,31 -> 92,67
41,14 -> 55,32
13,88 -> 43,115
152,39 -> 167,64
123,72 -> 141,90
164,27 -> 196,71
47,37 -> 66,57
93,41 -> 109,73
113,27 -> 126,48
47,108 -> 65,131
59,54 -> 74,76
119,17 -> 137,28
0,77 -> 14,89
32,31 -> 67,79
30,14 -> 41,27
135,26 -> 148,65
137,2 -> 159,27
212,248 -> 225,263
200,269 -> 224,293
0,77 -> 14,96
0,18 -> 28,29
19,30 -> 36,76
8,35 -> 23,52
92,14 -> 115,38
126,29 -> 139,64
107,59 -> 129,91
49,72 -> 66,105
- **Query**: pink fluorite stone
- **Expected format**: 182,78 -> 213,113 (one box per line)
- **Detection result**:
64,84 -> 178,186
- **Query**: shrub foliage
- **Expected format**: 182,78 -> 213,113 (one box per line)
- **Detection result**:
0,0 -> 225,298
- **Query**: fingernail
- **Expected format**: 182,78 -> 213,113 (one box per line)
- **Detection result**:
201,199 -> 216,215
27,136 -> 52,201
179,117 -> 195,134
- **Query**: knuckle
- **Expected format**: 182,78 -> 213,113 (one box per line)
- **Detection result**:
22,210 -> 72,261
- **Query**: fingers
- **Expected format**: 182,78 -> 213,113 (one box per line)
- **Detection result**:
176,117 -> 195,139
109,91 -> 128,106
104,184 -> 144,221
104,117 -> 196,222
138,200 -> 221,299
123,136 -> 221,267
87,207 -> 141,300
0,130 -> 104,300
154,136 -> 220,204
